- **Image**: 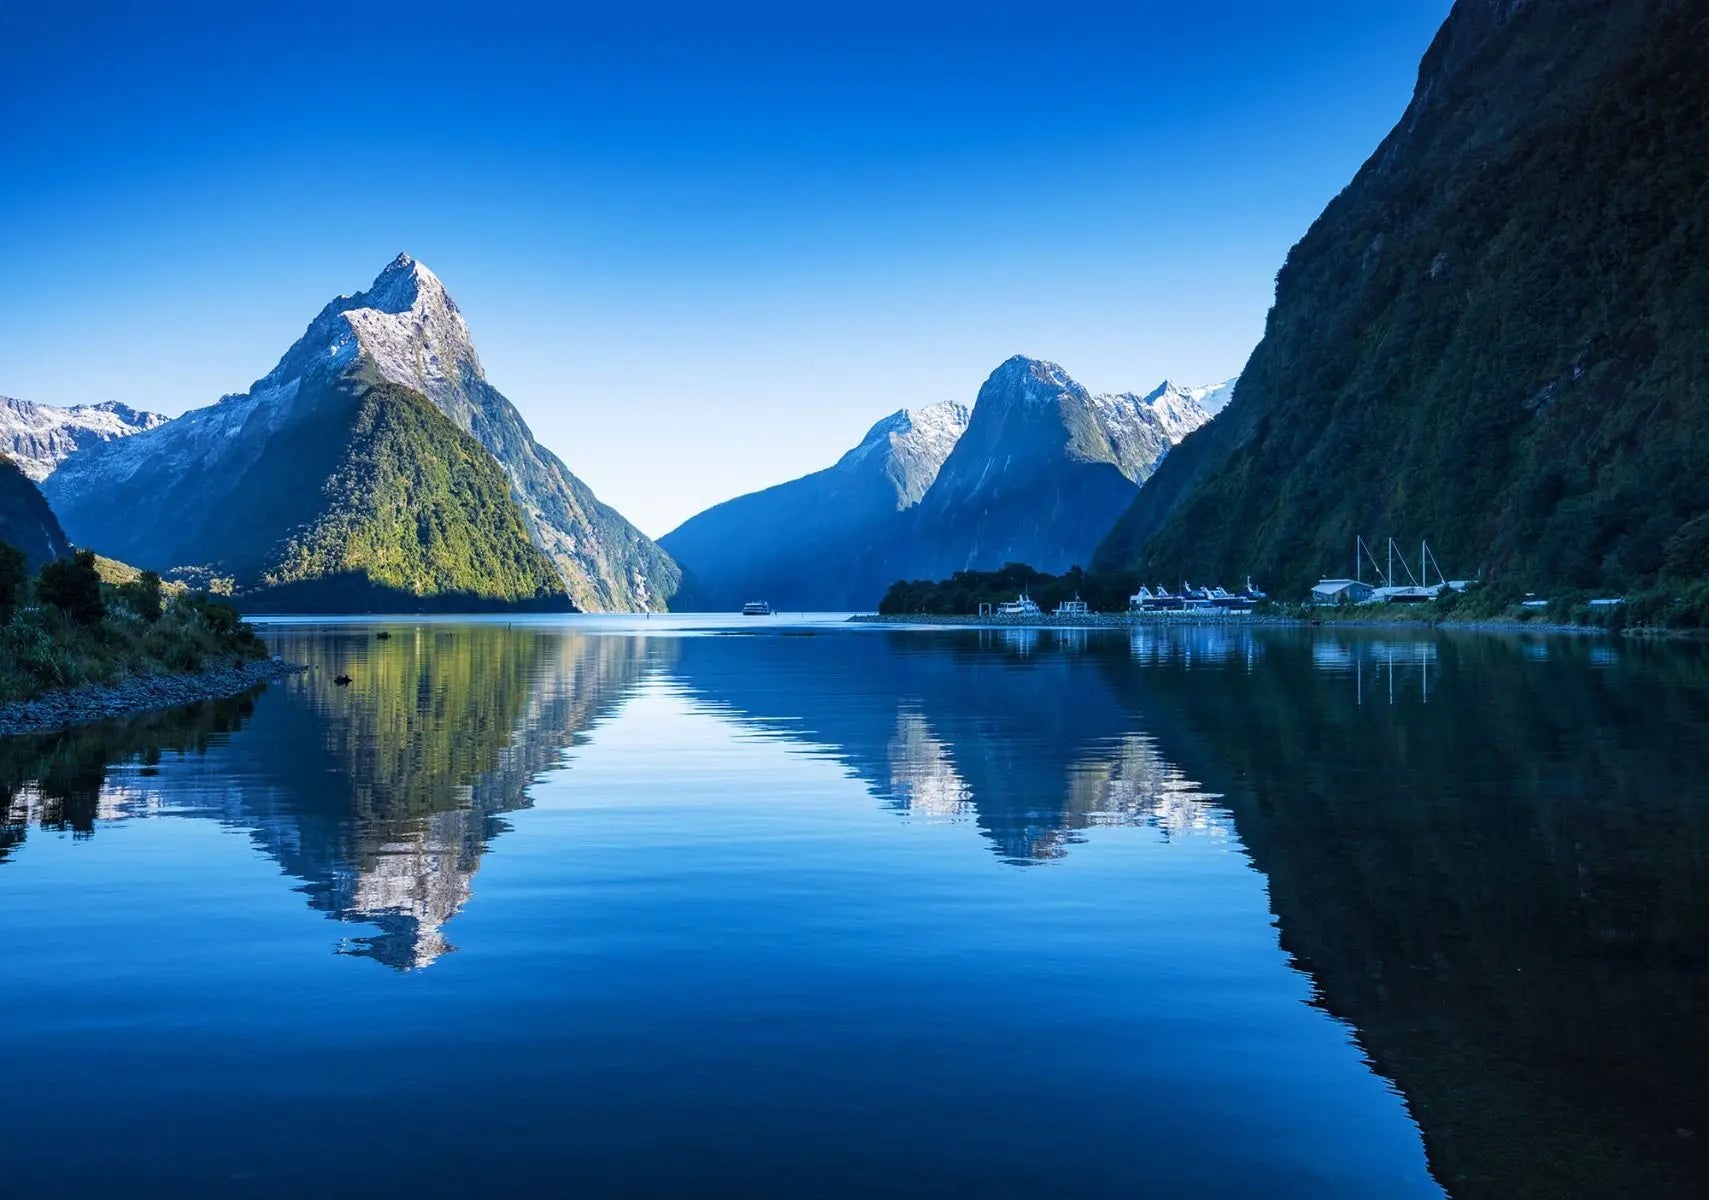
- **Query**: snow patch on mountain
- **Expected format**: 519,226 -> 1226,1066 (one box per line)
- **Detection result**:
839,400 -> 972,470
1175,377 -> 1238,417
0,396 -> 168,481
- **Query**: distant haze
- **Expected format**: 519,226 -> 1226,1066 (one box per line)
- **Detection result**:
0,2 -> 1452,535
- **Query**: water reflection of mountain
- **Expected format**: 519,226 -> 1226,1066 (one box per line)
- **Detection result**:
678,626 -> 1709,1198
1,694 -> 263,862
1,627 -> 654,969
673,627 -> 1232,863
1093,630 -> 1709,1200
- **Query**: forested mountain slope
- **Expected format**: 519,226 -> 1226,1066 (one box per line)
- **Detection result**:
1096,0 -> 1709,597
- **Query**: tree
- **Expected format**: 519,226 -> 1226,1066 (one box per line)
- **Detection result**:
37,550 -> 105,625
119,570 -> 164,623
0,541 -> 26,621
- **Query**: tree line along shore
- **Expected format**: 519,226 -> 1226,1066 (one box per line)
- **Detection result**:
875,563 -> 1709,634
0,542 -> 278,714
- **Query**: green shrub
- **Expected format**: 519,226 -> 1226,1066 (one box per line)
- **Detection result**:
38,550 -> 105,625
0,540 -> 25,620
118,570 -> 164,623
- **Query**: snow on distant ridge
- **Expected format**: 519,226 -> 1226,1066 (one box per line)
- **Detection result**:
1179,377 -> 1237,417
841,400 -> 972,467
0,396 -> 168,481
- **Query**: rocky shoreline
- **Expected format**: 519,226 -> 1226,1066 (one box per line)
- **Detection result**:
0,656 -> 306,738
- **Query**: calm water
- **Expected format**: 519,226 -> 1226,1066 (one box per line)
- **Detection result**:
2,618 -> 1706,1198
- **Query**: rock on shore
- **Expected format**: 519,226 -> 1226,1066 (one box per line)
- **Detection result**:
0,656 -> 305,738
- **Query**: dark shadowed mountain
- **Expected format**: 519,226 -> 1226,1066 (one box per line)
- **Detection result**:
661,399 -> 971,611
1096,0 -> 1709,598
666,356 -> 1214,610
0,453 -> 71,568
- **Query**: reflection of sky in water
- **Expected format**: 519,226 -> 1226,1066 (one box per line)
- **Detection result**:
3,620 -> 1706,1198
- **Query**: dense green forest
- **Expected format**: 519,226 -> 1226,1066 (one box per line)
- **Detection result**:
252,376 -> 568,610
1095,0 -> 1709,607
0,545 -> 266,703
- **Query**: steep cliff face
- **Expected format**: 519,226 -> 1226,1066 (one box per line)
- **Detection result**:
1096,0 -> 1709,596
0,453 -> 70,568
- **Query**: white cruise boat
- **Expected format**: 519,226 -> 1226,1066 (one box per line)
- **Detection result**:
994,594 -> 1043,617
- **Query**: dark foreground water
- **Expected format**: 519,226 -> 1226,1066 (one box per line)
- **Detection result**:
2,618 -> 1706,1199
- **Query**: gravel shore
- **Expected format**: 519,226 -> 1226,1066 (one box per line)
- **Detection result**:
0,656 -> 306,738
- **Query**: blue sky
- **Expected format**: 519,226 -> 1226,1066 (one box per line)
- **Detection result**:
0,1 -> 1451,536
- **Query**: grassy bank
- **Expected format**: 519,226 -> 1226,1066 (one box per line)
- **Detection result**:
0,547 -> 268,704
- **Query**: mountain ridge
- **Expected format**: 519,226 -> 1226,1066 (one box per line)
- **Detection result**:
44,256 -> 678,610
666,355 -> 1214,609
0,396 -> 167,482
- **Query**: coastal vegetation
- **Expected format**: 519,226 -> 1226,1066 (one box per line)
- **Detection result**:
0,544 -> 267,703
879,559 -> 1709,633
879,564 -> 1144,616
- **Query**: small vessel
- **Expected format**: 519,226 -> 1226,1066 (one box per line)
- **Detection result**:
994,594 -> 1043,618
1053,594 -> 1090,617
741,601 -> 772,616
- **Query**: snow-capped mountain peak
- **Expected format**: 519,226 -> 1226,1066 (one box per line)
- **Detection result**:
251,253 -> 483,413
0,395 -> 169,481
841,400 -> 972,468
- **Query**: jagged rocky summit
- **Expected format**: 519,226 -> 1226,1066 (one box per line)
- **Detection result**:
44,255 -> 679,611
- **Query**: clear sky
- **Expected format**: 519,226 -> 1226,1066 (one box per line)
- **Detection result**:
0,1 -> 1451,537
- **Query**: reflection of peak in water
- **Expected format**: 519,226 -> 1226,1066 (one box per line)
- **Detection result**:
327,809 -> 480,970
678,630 -> 1229,864
1067,734 -> 1230,841
886,710 -> 974,821
248,627 -> 655,969
2,627 -> 657,972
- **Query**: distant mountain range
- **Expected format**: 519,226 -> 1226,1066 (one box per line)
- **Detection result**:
43,256 -> 679,611
1096,0 -> 1709,599
0,397 -> 166,482
662,399 -> 973,611
665,357 -> 1223,610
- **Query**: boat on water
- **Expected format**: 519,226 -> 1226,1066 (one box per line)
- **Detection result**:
994,594 -> 1043,618
1129,580 -> 1261,612
1053,595 -> 1091,617
741,601 -> 772,616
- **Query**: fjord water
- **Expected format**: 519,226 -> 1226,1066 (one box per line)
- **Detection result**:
2,621 -> 1706,1198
